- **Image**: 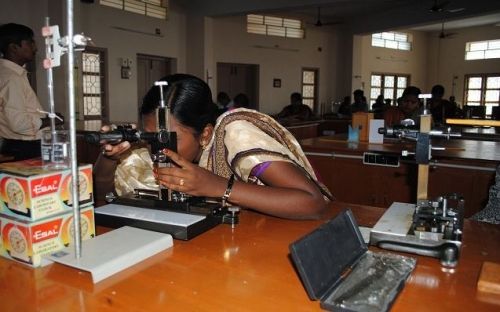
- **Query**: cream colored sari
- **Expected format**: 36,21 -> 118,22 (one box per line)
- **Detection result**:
114,146 -> 157,196
199,108 -> 332,199
114,108 -> 332,200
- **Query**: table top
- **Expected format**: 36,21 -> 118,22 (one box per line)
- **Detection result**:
301,135 -> 500,164
1,202 -> 499,311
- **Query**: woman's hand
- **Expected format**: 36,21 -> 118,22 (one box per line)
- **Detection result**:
155,150 -> 327,220
94,124 -> 137,200
99,125 -> 133,160
154,149 -> 227,198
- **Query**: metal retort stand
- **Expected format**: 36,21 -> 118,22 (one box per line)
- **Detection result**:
44,0 -> 172,283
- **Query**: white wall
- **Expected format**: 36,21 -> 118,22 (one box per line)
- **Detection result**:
2,2 -> 351,119
352,30 -> 429,102
1,0 -> 187,122
211,16 -> 348,115
2,2 -> 499,122
352,25 -> 500,108
0,0 -> 51,111
426,24 -> 500,107
79,1 -> 187,122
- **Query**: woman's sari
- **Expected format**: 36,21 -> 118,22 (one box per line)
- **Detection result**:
199,108 -> 332,200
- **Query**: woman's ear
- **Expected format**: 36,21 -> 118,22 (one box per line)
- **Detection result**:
200,124 -> 214,146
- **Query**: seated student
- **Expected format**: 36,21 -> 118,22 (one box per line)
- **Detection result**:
337,96 -> 352,116
429,85 -> 461,125
384,86 -> 422,127
371,94 -> 388,118
216,91 -> 231,113
275,92 -> 313,121
450,96 -> 464,119
351,89 -> 368,113
232,93 -> 252,109
94,74 -> 332,219
371,95 -> 385,111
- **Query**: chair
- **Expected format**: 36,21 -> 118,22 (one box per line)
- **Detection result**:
491,106 -> 500,120
463,105 -> 486,119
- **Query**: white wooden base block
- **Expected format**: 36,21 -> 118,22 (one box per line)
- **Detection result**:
46,226 -> 173,283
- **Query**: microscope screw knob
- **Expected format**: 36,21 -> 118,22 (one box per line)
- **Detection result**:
105,192 -> 117,203
152,154 -> 167,162
440,244 -> 459,268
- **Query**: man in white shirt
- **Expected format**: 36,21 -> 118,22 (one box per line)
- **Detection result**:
0,23 -> 63,160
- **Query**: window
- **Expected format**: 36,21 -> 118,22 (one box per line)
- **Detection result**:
371,32 -> 412,51
465,39 -> 500,60
302,68 -> 318,111
100,0 -> 167,19
247,14 -> 304,39
464,74 -> 500,116
370,74 -> 409,108
81,48 -> 107,120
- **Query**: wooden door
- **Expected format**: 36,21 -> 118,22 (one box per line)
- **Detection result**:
136,54 -> 173,124
217,63 -> 259,110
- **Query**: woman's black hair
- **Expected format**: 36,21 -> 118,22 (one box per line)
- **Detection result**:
0,23 -> 34,55
140,74 -> 218,134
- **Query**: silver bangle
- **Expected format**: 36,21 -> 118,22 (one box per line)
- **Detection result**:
222,174 -> 235,207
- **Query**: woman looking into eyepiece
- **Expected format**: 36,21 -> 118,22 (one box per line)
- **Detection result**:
94,74 -> 332,219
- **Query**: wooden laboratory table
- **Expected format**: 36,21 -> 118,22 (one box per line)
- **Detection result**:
281,118 -> 351,140
1,202 -> 499,311
301,136 -> 500,217
285,121 -> 321,140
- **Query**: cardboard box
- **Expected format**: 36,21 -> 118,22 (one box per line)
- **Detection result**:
352,112 -> 374,142
478,261 -> 500,295
0,159 -> 93,221
0,206 -> 95,267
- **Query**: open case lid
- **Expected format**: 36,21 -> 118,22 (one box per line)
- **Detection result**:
289,209 -> 367,300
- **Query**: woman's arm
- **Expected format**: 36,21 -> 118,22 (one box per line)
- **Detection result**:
155,149 -> 328,219
227,161 -> 327,219
93,154 -> 118,201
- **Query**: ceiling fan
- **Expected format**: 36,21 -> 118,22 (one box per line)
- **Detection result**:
429,0 -> 465,13
438,22 -> 456,39
308,7 -> 340,27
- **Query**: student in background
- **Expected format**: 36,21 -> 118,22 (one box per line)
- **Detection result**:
371,95 -> 385,111
350,89 -> 368,113
232,93 -> 253,110
216,91 -> 231,113
371,94 -> 387,118
338,96 -> 352,116
384,86 -> 422,127
429,85 -> 455,125
275,92 -> 313,121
